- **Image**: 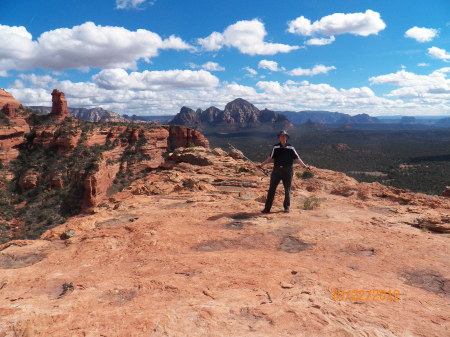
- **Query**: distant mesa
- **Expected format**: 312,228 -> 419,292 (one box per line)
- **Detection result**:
170,98 -> 292,129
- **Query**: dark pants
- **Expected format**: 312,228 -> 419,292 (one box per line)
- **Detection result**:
264,166 -> 293,211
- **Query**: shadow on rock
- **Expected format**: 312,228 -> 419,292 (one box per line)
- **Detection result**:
208,212 -> 262,221
193,233 -> 271,251
0,252 -> 47,269
403,271 -> 450,296
278,236 -> 315,253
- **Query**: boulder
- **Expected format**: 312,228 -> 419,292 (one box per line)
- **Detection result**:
170,147 -> 214,166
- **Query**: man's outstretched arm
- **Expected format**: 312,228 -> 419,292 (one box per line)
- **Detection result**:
258,156 -> 273,168
294,158 -> 311,170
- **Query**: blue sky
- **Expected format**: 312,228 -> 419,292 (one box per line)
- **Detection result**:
1,0 -> 450,116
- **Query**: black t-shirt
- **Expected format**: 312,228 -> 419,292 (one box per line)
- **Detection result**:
270,142 -> 300,167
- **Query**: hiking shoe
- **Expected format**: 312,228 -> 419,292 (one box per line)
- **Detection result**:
261,209 -> 270,214
284,207 -> 290,213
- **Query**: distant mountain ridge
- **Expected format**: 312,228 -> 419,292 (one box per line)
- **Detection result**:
123,115 -> 172,124
280,110 -> 450,128
28,106 -> 127,123
27,102 -> 450,128
279,110 -> 380,125
170,98 -> 291,129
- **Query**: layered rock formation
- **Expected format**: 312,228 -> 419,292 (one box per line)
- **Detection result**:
0,89 -> 21,111
170,98 -> 291,129
1,104 -> 16,118
0,90 -> 209,242
0,147 -> 448,336
50,89 -> 70,121
0,125 -> 30,164
1,121 -> 209,217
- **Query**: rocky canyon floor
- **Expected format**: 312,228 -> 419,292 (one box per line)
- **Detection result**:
0,147 -> 449,337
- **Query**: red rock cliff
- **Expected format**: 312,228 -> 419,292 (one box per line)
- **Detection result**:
0,89 -> 21,111
0,89 -> 212,237
166,125 -> 209,148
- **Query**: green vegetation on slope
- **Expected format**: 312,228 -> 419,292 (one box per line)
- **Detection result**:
0,115 -> 155,243
205,128 -> 450,196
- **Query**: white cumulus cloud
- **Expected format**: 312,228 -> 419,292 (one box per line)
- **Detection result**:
370,68 -> 450,102
0,22 -> 193,73
198,19 -> 299,55
14,73 -> 57,88
161,35 -> 195,51
287,64 -> 336,76
428,46 -> 450,61
0,25 -> 36,60
116,0 -> 149,10
305,36 -> 336,46
92,68 -> 219,90
258,60 -> 284,72
197,32 -> 224,51
201,62 -> 225,71
404,26 -> 438,42
8,72 -> 450,116
243,67 -> 258,76
287,10 -> 386,37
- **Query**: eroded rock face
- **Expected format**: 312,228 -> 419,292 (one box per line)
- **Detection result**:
54,129 -> 82,150
0,89 -> 215,244
2,103 -> 16,117
0,125 -> 30,164
167,125 -> 209,149
83,157 -> 122,208
50,89 -> 70,121
0,89 -> 21,111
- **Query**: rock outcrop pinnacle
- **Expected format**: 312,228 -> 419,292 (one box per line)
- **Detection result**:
50,89 -> 70,121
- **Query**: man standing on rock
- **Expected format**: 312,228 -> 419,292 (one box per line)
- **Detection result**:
258,130 -> 310,213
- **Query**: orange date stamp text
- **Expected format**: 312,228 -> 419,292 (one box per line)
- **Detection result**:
331,289 -> 400,301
